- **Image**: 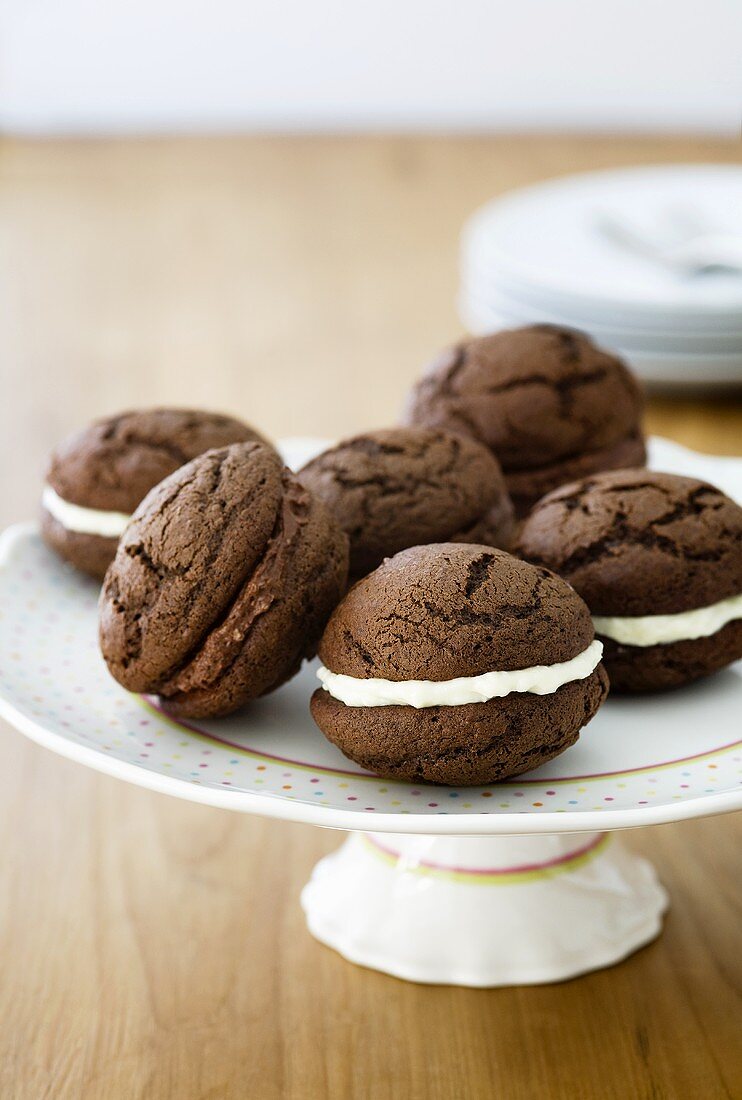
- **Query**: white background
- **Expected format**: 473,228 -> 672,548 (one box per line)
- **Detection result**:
1,0 -> 741,134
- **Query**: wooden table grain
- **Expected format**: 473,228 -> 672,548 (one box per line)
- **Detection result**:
0,134 -> 740,1100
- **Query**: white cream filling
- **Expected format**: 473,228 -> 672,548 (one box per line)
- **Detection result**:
593,592 -> 742,647
316,639 -> 603,709
42,485 -> 131,538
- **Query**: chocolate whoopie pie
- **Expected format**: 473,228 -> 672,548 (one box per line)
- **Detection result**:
517,469 -> 742,692
403,324 -> 646,516
99,441 -> 349,718
299,427 -> 514,580
311,544 -> 608,785
42,408 -> 273,579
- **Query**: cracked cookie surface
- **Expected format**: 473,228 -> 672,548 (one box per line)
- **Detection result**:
298,428 -> 514,579
43,407 -> 272,578
311,543 -> 607,785
516,469 -> 742,615
99,442 -> 349,717
47,407 -> 272,512
517,469 -> 742,691
318,543 -> 594,679
402,324 -> 646,514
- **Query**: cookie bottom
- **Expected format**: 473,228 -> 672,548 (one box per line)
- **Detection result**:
40,509 -> 117,580
600,619 -> 742,692
310,667 -> 609,786
506,432 -> 646,517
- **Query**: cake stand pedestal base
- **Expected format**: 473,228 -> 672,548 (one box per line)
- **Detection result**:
301,831 -> 668,987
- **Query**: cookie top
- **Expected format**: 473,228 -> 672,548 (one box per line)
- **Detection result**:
47,407 -> 271,513
516,469 -> 742,616
318,543 -> 595,681
99,442 -> 348,700
403,325 -> 644,474
299,428 -> 511,575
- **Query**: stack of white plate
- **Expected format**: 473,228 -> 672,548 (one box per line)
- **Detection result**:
460,165 -> 742,388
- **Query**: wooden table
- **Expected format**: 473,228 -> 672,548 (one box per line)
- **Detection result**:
0,135 -> 740,1100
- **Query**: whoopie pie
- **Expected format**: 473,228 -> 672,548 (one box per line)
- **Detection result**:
99,441 -> 349,717
516,469 -> 742,691
403,324 -> 646,516
42,407 -> 272,578
311,543 -> 608,785
299,427 -> 514,581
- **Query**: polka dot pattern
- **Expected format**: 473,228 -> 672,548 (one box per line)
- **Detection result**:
0,526 -> 741,827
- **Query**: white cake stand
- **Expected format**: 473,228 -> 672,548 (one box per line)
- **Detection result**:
0,439 -> 739,986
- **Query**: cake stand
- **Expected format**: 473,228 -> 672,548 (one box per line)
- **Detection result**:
0,438 -> 739,986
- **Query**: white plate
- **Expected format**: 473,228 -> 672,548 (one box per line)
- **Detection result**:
462,165 -> 742,327
0,440 -> 740,836
460,277 -> 742,351
459,297 -> 742,386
